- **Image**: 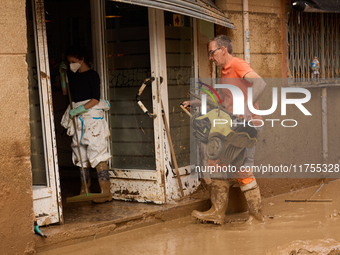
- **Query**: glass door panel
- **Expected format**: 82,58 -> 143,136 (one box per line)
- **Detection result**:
105,2 -> 155,170
27,0 -> 48,186
30,0 -> 62,226
164,12 -> 193,167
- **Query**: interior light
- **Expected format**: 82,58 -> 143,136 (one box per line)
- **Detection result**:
106,3 -> 122,18
45,11 -> 51,22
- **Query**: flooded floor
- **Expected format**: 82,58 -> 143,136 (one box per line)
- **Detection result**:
39,180 -> 340,255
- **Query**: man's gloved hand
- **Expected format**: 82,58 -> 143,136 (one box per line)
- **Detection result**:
69,105 -> 89,118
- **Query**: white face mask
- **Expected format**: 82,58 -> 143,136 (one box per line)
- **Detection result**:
70,62 -> 81,73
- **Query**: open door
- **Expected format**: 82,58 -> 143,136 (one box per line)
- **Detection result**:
28,0 -> 62,226
101,1 -> 199,203
101,1 -> 168,203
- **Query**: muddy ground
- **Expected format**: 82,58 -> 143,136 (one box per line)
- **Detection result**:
39,180 -> 340,255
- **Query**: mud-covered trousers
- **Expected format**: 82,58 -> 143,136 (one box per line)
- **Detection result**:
61,99 -> 111,168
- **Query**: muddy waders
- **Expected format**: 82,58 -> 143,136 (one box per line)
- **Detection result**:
191,179 -> 229,225
192,179 -> 263,224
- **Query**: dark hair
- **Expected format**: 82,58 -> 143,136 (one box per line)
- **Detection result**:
209,35 -> 233,55
66,45 -> 93,65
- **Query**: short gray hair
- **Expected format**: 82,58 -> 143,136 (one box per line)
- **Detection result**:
209,35 -> 233,55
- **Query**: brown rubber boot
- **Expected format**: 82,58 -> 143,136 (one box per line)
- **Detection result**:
79,168 -> 91,195
243,185 -> 264,223
191,179 -> 229,224
93,162 -> 112,203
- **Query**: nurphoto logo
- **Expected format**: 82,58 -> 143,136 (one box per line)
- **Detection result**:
199,83 -> 312,127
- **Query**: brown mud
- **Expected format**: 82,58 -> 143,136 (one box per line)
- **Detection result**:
39,180 -> 340,255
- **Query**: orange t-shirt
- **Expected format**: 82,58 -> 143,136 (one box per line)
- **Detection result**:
220,57 -> 262,124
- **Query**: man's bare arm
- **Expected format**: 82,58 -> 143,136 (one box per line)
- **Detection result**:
244,71 -> 266,104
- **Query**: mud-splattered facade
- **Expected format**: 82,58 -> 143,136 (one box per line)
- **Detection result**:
0,0 -> 35,254
1,0 -> 339,254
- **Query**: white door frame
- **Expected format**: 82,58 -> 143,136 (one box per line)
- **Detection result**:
91,2 -> 168,203
149,8 -> 169,203
92,2 -> 200,203
162,15 -> 200,201
32,0 -> 63,226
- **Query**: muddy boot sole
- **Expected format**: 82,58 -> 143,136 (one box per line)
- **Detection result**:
92,193 -> 112,204
192,210 -> 224,225
244,214 -> 264,225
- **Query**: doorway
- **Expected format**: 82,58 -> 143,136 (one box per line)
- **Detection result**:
29,0 -> 198,226
105,2 -> 155,170
43,0 -> 97,198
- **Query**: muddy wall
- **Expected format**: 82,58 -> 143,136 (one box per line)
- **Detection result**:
0,0 -> 35,254
197,0 -> 339,197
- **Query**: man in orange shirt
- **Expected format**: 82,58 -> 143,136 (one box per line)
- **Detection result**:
184,35 -> 266,224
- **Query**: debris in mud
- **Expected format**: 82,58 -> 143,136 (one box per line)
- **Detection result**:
264,239 -> 340,255
265,214 -> 281,220
328,250 -> 340,255
330,213 -> 338,219
289,248 -> 317,254
328,210 -> 340,219
289,248 -> 340,255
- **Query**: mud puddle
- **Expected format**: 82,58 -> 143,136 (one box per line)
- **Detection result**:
39,180 -> 340,255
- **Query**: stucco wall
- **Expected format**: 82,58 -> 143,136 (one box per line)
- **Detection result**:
0,0 -> 34,254
197,0 -> 336,197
